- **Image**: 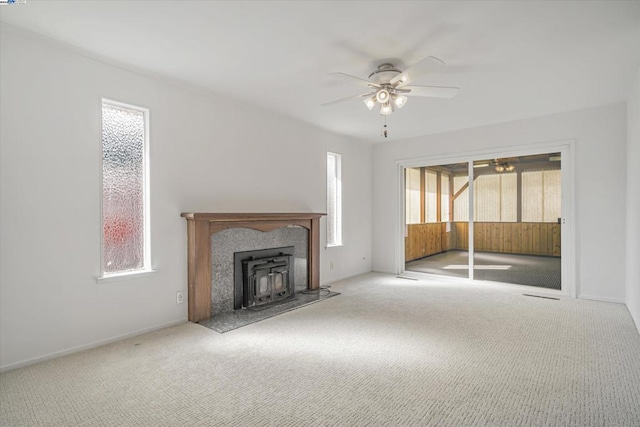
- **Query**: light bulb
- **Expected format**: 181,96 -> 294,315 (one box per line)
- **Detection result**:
363,97 -> 376,110
394,95 -> 408,109
505,164 -> 515,172
376,89 -> 390,104
495,165 -> 505,173
380,102 -> 393,115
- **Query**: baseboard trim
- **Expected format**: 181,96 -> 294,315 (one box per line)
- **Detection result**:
0,319 -> 187,373
320,269 -> 373,286
578,294 -> 625,304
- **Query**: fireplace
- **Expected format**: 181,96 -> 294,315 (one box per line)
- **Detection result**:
181,212 -> 325,322
234,247 -> 295,309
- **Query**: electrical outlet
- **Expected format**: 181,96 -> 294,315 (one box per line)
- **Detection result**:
176,291 -> 184,304
329,261 -> 334,270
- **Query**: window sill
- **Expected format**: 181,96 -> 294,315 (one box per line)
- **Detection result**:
326,243 -> 343,248
96,269 -> 157,284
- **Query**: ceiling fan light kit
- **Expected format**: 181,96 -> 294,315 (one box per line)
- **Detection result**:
493,160 -> 516,173
324,56 -> 460,137
363,97 -> 376,110
363,89 -> 408,114
394,95 -> 408,109
375,89 -> 390,103
380,102 -> 393,115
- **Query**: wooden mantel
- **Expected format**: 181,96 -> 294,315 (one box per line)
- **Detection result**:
181,212 -> 325,322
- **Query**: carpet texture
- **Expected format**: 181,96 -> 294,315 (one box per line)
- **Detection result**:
1,273 -> 639,426
407,250 -> 562,290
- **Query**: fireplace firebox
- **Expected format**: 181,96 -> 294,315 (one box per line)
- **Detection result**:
233,247 -> 295,310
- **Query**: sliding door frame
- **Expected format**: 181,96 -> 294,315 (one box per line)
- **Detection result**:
396,139 -> 576,297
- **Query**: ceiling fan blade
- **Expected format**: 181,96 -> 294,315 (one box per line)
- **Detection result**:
390,56 -> 446,87
329,72 -> 381,88
321,92 -> 376,107
403,85 -> 460,99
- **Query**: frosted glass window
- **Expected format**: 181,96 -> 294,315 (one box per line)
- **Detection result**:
473,173 -> 517,222
501,173 -> 518,222
522,171 -> 543,222
102,101 -> 149,275
405,168 -> 421,224
474,174 -> 501,222
441,174 -> 450,222
453,175 -> 469,222
327,152 -> 342,246
424,170 -> 438,223
522,170 -> 561,222
543,170 -> 561,222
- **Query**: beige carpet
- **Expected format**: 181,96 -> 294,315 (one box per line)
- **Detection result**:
1,273 -> 639,426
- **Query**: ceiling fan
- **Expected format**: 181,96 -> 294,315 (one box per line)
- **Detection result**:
323,56 -> 460,116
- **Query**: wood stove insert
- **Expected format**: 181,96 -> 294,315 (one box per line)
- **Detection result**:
181,212 -> 325,322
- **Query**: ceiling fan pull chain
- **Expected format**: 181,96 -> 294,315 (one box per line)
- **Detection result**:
382,115 -> 388,138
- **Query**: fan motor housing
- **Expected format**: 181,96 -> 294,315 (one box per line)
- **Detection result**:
369,63 -> 402,84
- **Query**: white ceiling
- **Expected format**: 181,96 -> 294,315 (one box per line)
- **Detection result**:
1,1 -> 639,142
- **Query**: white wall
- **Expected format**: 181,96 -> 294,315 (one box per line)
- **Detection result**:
373,103 -> 628,302
627,63 -> 640,331
0,28 -> 372,370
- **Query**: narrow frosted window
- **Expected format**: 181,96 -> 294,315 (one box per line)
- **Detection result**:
102,101 -> 149,275
327,152 -> 342,246
405,168 -> 421,224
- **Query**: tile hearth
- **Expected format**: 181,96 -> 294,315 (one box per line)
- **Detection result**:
198,284 -> 339,333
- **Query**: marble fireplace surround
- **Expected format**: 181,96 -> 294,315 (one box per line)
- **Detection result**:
181,213 -> 325,322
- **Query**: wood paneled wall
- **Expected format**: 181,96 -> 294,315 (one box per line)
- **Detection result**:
471,222 -> 560,256
405,222 -> 561,261
405,223 -> 443,261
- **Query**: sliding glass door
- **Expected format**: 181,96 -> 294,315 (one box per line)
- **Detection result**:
404,152 -> 563,291
471,154 -> 561,290
404,162 -> 469,279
